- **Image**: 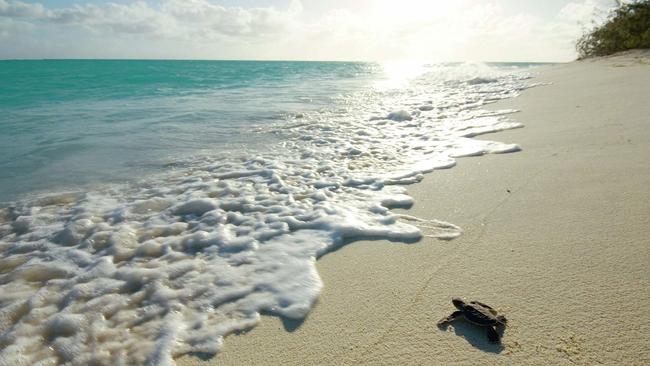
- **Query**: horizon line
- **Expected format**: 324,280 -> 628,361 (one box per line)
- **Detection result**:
0,57 -> 562,64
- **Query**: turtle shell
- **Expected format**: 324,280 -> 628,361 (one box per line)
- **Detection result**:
462,303 -> 498,326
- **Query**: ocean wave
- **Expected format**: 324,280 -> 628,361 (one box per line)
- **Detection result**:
0,62 -> 533,365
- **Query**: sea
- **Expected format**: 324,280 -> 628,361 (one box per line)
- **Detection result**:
0,60 -> 542,365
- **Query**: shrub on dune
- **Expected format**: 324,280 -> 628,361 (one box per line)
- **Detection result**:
577,0 -> 650,58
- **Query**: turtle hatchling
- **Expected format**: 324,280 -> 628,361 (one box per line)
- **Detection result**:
437,297 -> 508,343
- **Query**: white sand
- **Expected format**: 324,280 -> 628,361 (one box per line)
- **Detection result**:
178,50 -> 650,365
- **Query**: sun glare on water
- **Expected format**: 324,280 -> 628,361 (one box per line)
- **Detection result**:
375,60 -> 430,89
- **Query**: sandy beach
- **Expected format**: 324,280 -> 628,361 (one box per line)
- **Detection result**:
177,51 -> 650,365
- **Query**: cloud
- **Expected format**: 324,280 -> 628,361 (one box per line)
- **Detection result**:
47,2 -> 171,36
0,0 -> 46,18
0,16 -> 31,37
0,0 -> 623,61
0,0 -> 303,40
164,0 -> 302,37
559,0 -> 613,24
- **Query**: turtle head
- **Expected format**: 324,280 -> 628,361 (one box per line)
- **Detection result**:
452,297 -> 466,310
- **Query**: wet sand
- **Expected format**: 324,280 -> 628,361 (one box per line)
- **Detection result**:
178,50 -> 650,365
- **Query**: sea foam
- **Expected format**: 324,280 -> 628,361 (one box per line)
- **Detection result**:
0,63 -> 534,365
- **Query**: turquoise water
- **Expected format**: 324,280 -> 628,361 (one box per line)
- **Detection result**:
0,60 -> 378,201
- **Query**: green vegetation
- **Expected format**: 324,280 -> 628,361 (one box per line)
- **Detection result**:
577,0 -> 650,58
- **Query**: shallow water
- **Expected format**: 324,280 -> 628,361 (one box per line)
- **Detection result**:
0,60 -> 381,201
0,60 -> 541,365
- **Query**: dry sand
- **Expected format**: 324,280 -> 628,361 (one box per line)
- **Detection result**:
178,51 -> 650,365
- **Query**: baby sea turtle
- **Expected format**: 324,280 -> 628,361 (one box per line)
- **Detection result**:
437,297 -> 507,343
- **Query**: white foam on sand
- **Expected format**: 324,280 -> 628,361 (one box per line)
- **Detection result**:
0,63 -> 534,365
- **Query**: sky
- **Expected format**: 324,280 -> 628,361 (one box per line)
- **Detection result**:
0,0 -> 620,61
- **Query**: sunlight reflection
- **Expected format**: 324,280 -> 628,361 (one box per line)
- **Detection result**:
375,60 -> 430,90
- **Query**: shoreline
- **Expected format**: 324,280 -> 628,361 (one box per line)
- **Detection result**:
180,51 -> 650,365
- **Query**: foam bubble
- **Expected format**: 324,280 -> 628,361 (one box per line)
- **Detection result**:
387,110 -> 413,121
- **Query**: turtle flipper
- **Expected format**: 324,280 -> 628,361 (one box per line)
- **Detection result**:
486,326 -> 500,343
470,301 -> 498,315
437,310 -> 463,327
470,301 -> 493,310
496,315 -> 507,325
